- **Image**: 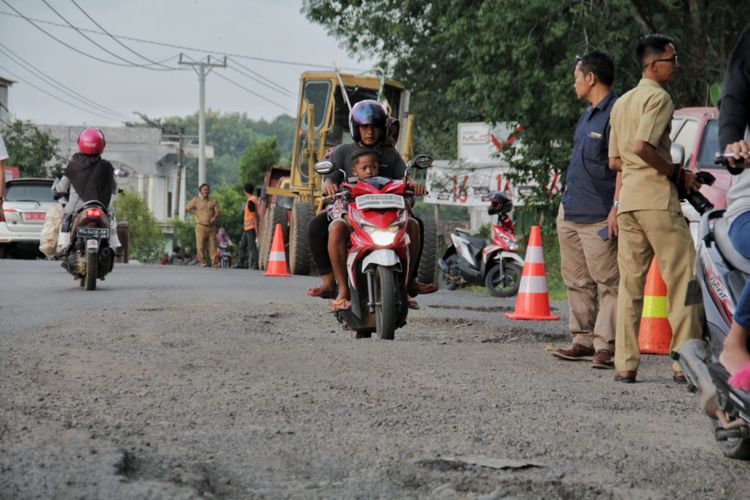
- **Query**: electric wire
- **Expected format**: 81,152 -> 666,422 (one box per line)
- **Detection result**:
1,1 -> 180,70
227,63 -> 295,99
227,57 -> 296,97
0,41 -> 131,121
213,72 -> 294,113
41,0 -> 177,71
68,0 -> 176,71
0,63 -> 129,122
0,9 -> 366,72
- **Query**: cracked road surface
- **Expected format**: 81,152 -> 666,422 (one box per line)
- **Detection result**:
1,260 -> 749,498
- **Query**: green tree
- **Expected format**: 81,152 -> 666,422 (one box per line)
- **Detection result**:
239,137 -> 280,186
126,112 -> 295,198
113,191 -> 164,263
212,182 -> 246,242
4,120 -> 65,177
304,0 -> 749,200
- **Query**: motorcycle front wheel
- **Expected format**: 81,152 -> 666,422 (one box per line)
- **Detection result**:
438,254 -> 460,291
85,251 -> 98,291
485,260 -> 522,297
374,265 -> 397,340
712,419 -> 750,460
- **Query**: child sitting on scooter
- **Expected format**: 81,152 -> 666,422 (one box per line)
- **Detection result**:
327,149 -> 423,312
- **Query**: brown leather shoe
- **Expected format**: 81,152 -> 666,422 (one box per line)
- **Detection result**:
408,281 -> 439,296
551,343 -> 594,361
614,370 -> 637,383
591,350 -> 614,369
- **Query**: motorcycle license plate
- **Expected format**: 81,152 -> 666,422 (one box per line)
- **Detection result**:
77,227 -> 109,239
356,194 -> 405,210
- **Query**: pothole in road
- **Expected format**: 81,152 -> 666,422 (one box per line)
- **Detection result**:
427,304 -> 515,313
113,449 -> 230,496
481,326 -> 562,344
394,462 -> 609,499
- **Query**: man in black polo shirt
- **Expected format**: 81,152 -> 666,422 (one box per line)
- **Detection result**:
551,51 -> 620,369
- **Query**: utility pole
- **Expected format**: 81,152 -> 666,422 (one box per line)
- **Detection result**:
178,53 -> 226,187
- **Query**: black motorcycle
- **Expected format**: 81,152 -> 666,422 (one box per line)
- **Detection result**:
62,200 -> 115,290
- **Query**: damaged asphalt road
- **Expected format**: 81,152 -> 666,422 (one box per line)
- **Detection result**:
1,260 -> 749,498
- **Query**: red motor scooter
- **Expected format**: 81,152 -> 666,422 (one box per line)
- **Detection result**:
315,154 -> 433,340
438,191 -> 524,297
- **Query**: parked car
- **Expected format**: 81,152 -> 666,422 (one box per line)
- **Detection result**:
670,107 -> 729,244
0,178 -> 55,258
671,107 -> 728,208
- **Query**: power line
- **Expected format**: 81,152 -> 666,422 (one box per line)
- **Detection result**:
227,57 -> 296,97
69,0 -> 176,71
41,0 -> 177,71
0,63 -> 128,122
0,8 -> 367,71
1,1 -> 180,70
214,72 -> 294,113
227,63 -> 295,99
0,41 -> 130,121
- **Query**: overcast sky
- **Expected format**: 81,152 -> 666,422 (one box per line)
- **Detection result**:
0,0 -> 375,127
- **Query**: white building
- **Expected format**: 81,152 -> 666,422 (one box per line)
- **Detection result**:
43,125 -> 185,222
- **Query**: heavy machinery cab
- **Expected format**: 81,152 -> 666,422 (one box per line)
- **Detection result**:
290,72 -> 413,198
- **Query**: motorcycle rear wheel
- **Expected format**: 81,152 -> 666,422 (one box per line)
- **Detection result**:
439,254 -> 460,291
374,266 -> 397,340
485,261 -> 522,297
85,251 -> 97,291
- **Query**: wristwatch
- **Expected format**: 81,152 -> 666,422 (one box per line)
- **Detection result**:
613,200 -> 620,210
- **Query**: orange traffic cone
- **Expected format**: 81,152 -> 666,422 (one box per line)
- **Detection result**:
638,258 -> 672,354
265,223 -> 291,277
506,225 -> 560,321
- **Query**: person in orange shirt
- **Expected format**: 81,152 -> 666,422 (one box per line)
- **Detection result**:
237,182 -> 259,269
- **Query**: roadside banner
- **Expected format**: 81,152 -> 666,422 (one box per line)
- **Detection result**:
424,160 -> 519,207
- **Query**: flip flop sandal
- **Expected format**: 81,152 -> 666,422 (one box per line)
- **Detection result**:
329,298 -> 351,312
307,286 -> 336,299
729,363 -> 750,392
406,297 -> 420,310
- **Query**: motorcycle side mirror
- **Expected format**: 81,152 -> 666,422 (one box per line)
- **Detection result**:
114,168 -> 130,178
670,144 -> 686,169
314,160 -> 335,175
411,154 -> 433,170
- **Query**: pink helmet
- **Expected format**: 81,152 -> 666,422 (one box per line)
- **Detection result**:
77,128 -> 105,155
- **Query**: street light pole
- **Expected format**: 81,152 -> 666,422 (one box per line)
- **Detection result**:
178,53 -> 226,187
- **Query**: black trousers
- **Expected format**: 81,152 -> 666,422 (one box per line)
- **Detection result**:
308,210 -> 424,279
238,229 -> 258,269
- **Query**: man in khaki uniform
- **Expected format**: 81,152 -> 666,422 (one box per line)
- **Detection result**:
608,34 -> 703,383
186,183 -> 220,268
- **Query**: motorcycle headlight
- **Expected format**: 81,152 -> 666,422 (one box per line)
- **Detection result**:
508,242 -> 519,251
369,228 -> 397,246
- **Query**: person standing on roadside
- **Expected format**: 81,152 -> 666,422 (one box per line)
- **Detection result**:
608,34 -> 704,384
0,131 -> 7,219
551,51 -> 620,370
186,183 -> 220,268
237,182 -> 259,269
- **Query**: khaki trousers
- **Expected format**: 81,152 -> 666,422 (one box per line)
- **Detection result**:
615,210 -> 702,372
195,224 -> 218,267
556,206 -> 619,351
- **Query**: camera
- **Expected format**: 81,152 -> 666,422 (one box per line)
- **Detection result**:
685,190 -> 714,215
681,171 -> 716,215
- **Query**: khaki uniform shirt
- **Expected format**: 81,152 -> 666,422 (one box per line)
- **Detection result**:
186,196 -> 219,226
609,78 -> 681,214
